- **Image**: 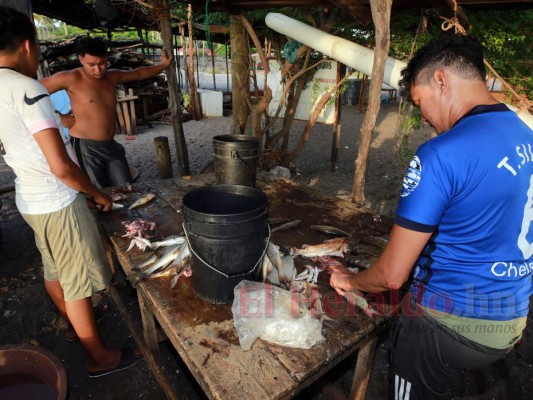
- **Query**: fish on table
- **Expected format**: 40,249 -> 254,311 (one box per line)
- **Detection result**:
290,237 -> 349,258
128,243 -> 187,286
128,193 -> 156,210
271,219 -> 301,233
262,241 -> 292,287
310,225 -> 351,237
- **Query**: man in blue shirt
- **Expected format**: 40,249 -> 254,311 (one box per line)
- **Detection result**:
329,35 -> 533,399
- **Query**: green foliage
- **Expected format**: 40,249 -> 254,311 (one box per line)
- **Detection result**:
396,103 -> 422,165
468,10 -> 533,99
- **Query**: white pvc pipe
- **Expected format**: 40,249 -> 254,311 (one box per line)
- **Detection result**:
265,12 -> 406,90
265,12 -> 533,129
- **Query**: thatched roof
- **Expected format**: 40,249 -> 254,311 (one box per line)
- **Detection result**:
30,0 -> 531,31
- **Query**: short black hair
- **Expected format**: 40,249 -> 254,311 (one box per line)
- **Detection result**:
399,35 -> 486,101
76,36 -> 108,57
0,6 -> 36,54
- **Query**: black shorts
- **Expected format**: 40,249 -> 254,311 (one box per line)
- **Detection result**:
390,296 -> 512,400
70,137 -> 131,188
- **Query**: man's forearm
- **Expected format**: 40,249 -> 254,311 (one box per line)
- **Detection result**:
54,161 -> 102,198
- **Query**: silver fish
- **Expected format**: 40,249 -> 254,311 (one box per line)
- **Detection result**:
266,241 -> 290,286
261,254 -> 274,283
169,263 -> 192,289
126,236 -> 152,252
112,202 -> 125,210
311,225 -> 351,237
265,255 -> 294,286
344,290 -> 380,318
167,244 -> 190,269
132,254 -> 157,271
271,219 -> 301,233
128,244 -> 183,286
150,235 -> 186,250
128,193 -> 156,210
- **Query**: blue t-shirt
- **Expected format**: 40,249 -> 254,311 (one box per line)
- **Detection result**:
396,104 -> 533,321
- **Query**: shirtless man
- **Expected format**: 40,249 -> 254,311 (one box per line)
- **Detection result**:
40,36 -> 172,187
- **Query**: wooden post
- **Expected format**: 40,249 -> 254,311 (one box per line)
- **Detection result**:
352,0 -> 393,206
154,136 -> 173,179
230,15 -> 250,134
187,5 -> 201,120
154,0 -> 190,177
350,337 -> 379,400
358,75 -> 368,114
225,43 -> 230,93
331,62 -> 342,172
179,23 -> 190,92
210,41 -> 217,91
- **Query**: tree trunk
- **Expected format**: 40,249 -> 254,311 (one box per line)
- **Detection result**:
351,0 -> 392,206
285,74 -> 351,164
230,16 -> 250,134
154,0 -> 190,176
187,5 -> 201,120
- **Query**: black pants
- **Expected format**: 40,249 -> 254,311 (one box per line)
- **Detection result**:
389,300 -> 512,400
70,137 -> 131,188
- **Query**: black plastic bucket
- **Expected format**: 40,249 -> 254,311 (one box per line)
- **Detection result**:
182,185 -> 268,304
213,135 -> 259,187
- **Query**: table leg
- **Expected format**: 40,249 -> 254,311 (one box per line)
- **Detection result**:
108,285 -> 180,400
349,337 -> 379,400
138,292 -> 160,359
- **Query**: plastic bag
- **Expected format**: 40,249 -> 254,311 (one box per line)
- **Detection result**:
231,280 -> 325,351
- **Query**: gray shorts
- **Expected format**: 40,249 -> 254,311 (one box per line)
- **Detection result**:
70,137 -> 131,188
21,194 -> 111,301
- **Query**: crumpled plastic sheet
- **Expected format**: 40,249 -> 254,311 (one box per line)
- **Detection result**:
231,280 -> 325,351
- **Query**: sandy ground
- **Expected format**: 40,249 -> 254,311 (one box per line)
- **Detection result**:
1,103 -> 532,399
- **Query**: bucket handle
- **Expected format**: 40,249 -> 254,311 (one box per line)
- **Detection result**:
182,223 -> 271,279
231,150 -> 254,170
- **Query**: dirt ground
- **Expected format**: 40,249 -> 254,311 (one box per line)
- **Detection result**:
1,103 -> 532,399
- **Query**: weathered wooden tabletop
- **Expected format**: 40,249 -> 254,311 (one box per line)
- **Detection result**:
97,173 -> 393,400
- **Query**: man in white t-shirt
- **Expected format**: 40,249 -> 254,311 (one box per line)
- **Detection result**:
0,6 -> 140,378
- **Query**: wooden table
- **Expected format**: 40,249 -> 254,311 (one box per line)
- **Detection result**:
97,173 -> 393,400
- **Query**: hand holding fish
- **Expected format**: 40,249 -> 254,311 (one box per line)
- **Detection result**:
92,191 -> 113,212
328,267 -> 356,296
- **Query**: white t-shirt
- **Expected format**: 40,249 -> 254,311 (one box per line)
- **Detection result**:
0,68 -> 78,214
